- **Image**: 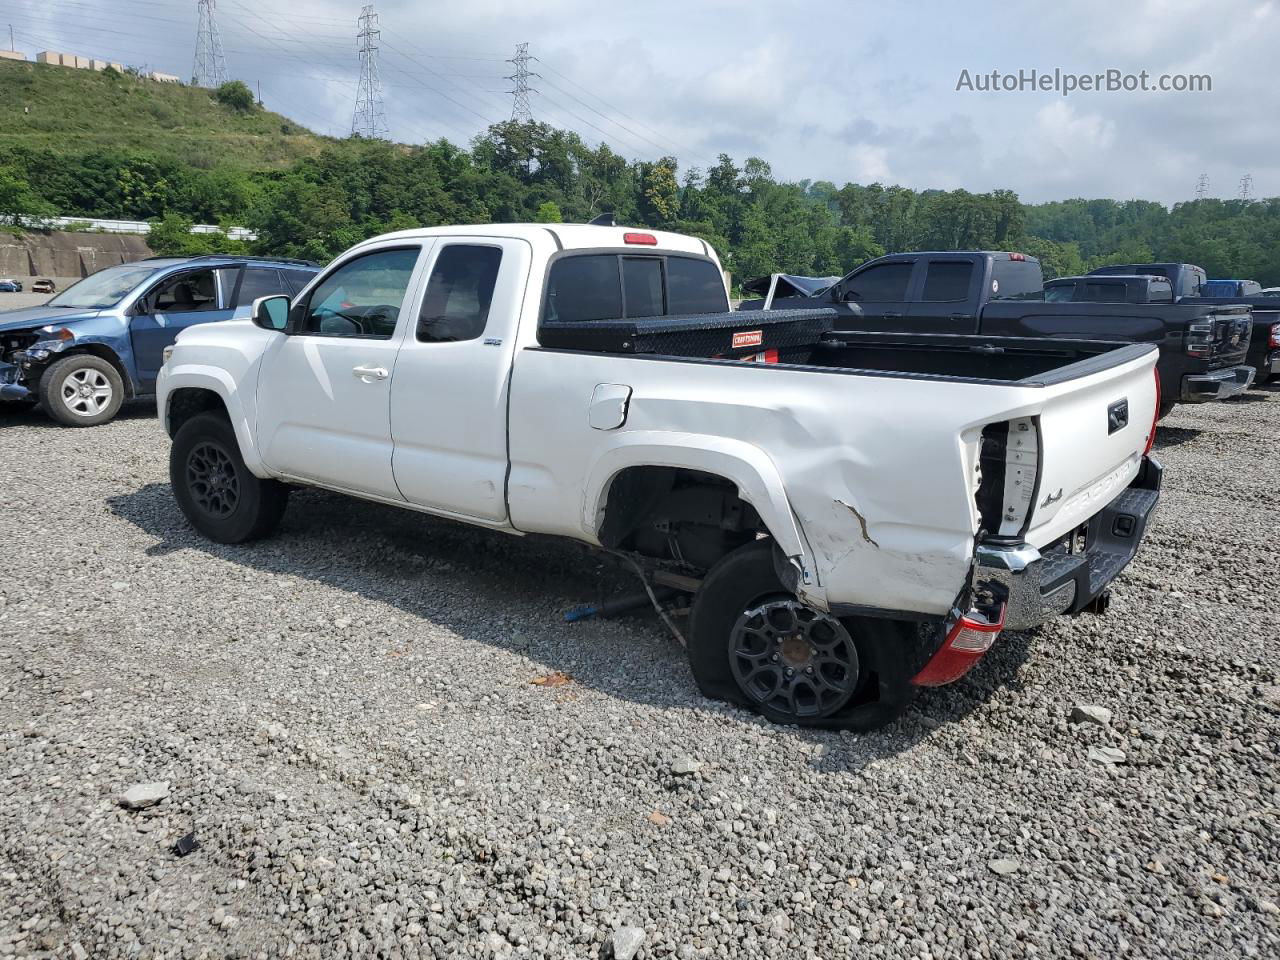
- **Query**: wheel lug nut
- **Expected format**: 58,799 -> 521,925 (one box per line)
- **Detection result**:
805,666 -> 814,674
785,669 -> 793,678
771,654 -> 779,662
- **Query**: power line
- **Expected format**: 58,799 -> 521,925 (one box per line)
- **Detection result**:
192,0 -> 228,87
506,42 -> 537,122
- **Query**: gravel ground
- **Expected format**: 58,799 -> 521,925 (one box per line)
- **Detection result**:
0,393 -> 1277,960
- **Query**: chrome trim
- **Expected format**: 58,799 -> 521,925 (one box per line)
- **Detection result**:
973,542 -> 1075,631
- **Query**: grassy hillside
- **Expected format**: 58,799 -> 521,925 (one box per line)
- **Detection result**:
0,58 -> 334,169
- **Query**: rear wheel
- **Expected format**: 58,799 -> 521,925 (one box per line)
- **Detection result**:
170,412 -> 288,543
688,539 -> 931,730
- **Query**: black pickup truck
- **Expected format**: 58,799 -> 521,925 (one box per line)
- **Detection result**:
1087,264 -> 1280,385
741,251 -> 1255,417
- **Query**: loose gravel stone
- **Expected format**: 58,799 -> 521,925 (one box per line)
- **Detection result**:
1087,746 -> 1127,764
607,926 -> 645,959
670,756 -> 702,775
1,396 -> 1278,959
988,858 -> 1021,876
1069,704 -> 1113,727
117,781 -> 170,810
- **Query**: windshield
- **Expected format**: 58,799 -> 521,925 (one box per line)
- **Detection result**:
47,264 -> 161,309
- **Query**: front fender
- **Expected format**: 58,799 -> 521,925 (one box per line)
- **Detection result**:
157,363 -> 268,477
582,431 -> 828,608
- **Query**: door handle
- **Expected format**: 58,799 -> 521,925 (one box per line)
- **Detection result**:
882,312 -> 904,319
352,364 -> 389,382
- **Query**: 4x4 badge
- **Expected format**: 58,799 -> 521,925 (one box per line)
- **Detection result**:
1040,488 -> 1063,507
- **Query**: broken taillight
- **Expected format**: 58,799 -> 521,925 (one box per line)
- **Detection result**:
1144,367 -> 1160,456
912,604 -> 1006,687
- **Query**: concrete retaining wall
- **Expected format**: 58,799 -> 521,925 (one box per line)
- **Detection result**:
0,230 -> 153,279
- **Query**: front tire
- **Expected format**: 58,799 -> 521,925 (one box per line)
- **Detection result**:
688,539 -> 930,730
39,354 -> 125,426
170,412 -> 288,543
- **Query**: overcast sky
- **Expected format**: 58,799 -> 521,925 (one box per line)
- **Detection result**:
8,0 -> 1278,204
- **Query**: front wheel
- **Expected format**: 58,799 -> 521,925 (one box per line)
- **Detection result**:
39,354 -> 125,426
170,412 -> 288,544
688,540 -> 932,730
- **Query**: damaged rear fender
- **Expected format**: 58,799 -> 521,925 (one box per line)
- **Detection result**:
582,432 -> 827,605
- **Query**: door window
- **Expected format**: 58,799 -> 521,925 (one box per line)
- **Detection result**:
417,245 -> 503,343
920,261 -> 974,302
235,267 -> 288,307
845,262 -> 913,301
151,270 -> 220,313
1080,282 -> 1127,302
300,248 -> 419,339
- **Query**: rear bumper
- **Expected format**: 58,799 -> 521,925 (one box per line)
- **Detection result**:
1265,351 -> 1280,379
973,457 -> 1162,631
1181,364 -> 1254,402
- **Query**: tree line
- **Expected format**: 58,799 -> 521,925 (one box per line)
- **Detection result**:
2,117 -> 1279,286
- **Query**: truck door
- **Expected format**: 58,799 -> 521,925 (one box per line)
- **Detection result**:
254,244 -> 426,500
906,257 -> 981,332
130,266 -> 238,390
833,259 -> 915,331
389,237 -> 530,522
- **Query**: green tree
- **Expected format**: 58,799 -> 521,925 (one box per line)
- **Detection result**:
534,201 -> 563,223
0,165 -> 56,224
215,80 -> 257,113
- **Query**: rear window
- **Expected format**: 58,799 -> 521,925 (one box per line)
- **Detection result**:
921,261 -> 973,302
544,253 -> 726,322
1080,281 -> 1127,302
623,257 -> 664,317
282,268 -> 316,295
236,267 -> 287,307
667,257 -> 728,313
1044,283 -> 1075,302
990,257 -> 1043,300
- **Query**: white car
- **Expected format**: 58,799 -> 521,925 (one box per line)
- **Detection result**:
157,224 -> 1162,729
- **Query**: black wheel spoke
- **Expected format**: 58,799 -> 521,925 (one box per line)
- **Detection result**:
729,599 -> 860,722
185,442 -> 239,518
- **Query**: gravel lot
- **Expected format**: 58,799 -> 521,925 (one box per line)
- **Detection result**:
1,393 -> 1277,960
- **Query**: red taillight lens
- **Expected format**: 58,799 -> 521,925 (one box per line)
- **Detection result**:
1144,367 -> 1160,455
912,604 -> 1005,687
1008,252 -> 1026,261
1269,323 -> 1280,348
623,232 -> 657,245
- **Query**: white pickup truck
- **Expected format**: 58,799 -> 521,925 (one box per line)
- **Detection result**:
157,224 -> 1163,730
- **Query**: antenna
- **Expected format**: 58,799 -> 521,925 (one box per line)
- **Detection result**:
506,42 -> 539,123
352,4 -> 389,139
191,0 -> 228,88
1195,173 -> 1209,200
1239,173 -> 1253,201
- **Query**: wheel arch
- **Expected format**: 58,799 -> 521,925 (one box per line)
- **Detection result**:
160,368 -> 267,476
585,435 -> 823,602
43,344 -> 135,397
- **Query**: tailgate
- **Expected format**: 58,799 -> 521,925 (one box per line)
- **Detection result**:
1019,348 -> 1159,549
1192,305 -> 1252,368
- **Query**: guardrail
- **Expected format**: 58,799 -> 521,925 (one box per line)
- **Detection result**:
3,215 -> 257,241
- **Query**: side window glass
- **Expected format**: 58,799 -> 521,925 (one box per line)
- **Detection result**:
920,262 -> 974,302
417,245 -> 503,343
152,270 -> 220,313
1082,282 -> 1125,302
236,268 -> 288,308
1044,284 -> 1074,302
544,255 -> 622,323
622,257 -> 663,317
282,269 -> 315,296
301,248 -> 419,339
845,262 -> 913,302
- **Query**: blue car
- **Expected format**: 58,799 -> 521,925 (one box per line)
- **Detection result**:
0,255 -> 320,426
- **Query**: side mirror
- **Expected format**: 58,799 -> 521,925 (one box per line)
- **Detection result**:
843,289 -> 860,302
251,295 -> 290,332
